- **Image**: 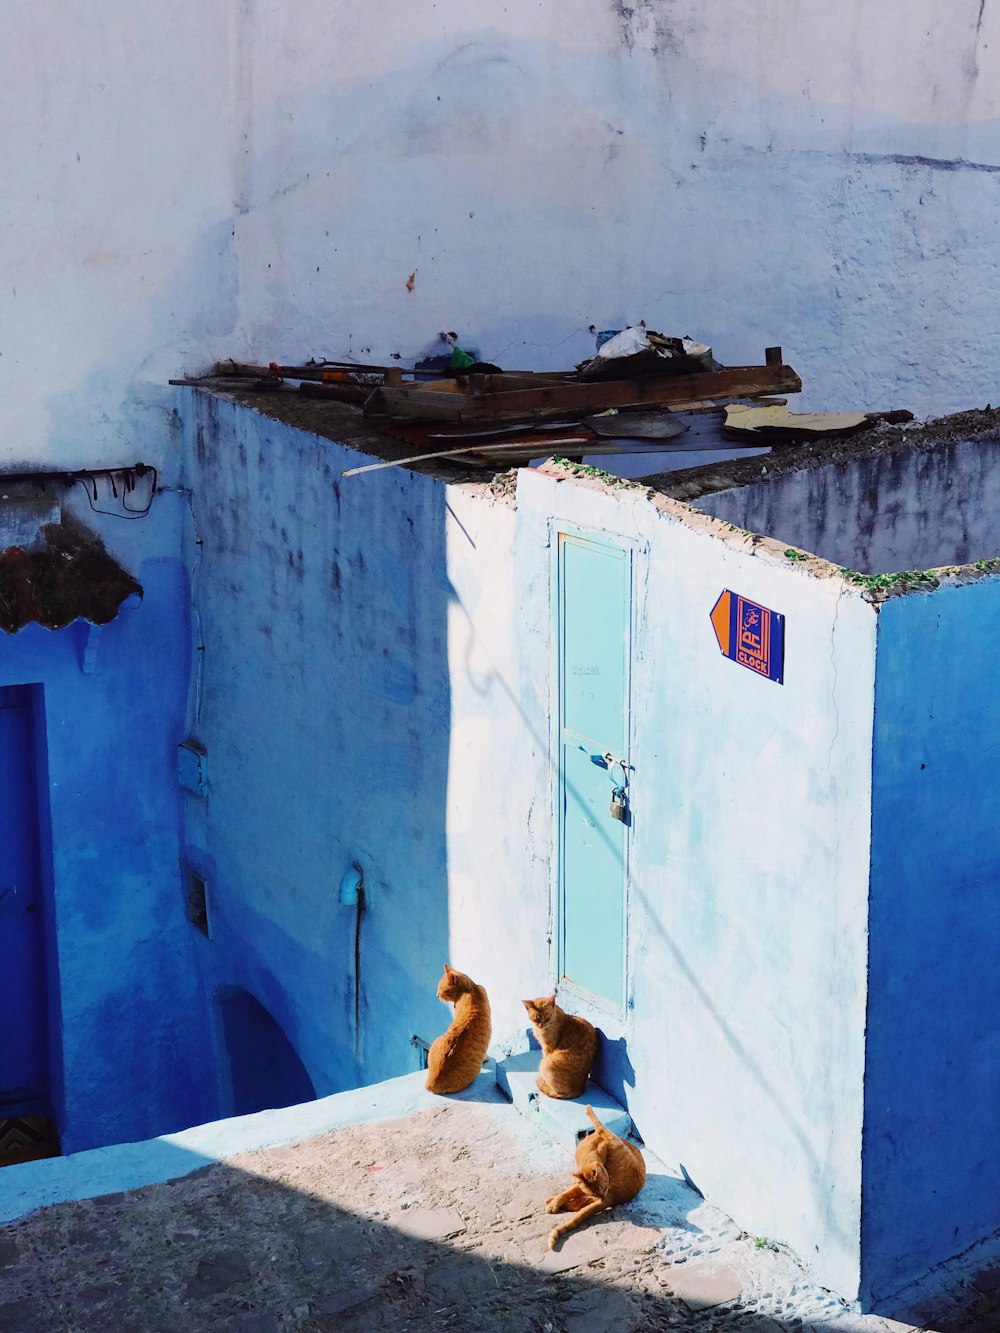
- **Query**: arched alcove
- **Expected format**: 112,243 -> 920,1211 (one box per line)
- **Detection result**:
216,987 -> 316,1117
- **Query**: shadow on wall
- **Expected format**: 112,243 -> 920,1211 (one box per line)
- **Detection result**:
592,1032 -> 636,1109
216,987 -> 317,1118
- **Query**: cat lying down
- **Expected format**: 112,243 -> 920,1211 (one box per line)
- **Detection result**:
545,1105 -> 646,1249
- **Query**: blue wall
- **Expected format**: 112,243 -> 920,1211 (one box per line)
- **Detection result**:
183,393 -> 454,1101
865,582 -> 1000,1303
0,495 -> 217,1152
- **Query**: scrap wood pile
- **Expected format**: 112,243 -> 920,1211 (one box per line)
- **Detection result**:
173,326 -> 912,477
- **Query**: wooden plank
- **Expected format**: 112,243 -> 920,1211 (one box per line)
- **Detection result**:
345,415 -> 807,478
366,364 -> 802,424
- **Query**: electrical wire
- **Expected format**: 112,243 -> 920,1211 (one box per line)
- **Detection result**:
75,465 -> 158,519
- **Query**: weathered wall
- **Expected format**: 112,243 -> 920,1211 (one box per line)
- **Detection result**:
5,1 -> 1000,477
864,583 -> 1000,1304
181,392 -> 548,1103
0,492 -> 215,1152
691,438 -> 1000,572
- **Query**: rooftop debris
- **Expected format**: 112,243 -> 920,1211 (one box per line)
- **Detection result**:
586,409 -> 688,440
0,518 -> 142,634
723,403 -> 914,442
362,358 -> 800,426
171,332 -> 916,478
576,325 -> 714,380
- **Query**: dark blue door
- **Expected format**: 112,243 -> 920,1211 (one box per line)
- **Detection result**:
557,534 -> 630,1009
0,686 -> 48,1113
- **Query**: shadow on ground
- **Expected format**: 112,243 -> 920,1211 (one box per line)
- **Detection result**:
0,1094 -> 984,1333
0,1159 -> 807,1333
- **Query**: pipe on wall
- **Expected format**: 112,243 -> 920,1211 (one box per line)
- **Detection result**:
338,865 -> 365,1067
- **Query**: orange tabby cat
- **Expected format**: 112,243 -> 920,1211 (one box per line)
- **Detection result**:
425,965 -> 492,1095
545,1105 -> 646,1248
522,995 -> 597,1099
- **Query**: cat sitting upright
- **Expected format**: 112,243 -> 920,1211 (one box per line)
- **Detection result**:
522,994 -> 597,1100
425,965 -> 492,1095
545,1104 -> 646,1248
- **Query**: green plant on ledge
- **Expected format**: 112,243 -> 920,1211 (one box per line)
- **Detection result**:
837,568 -> 940,594
550,458 -> 635,490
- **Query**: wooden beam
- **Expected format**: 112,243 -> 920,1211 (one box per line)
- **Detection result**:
366,364 -> 802,425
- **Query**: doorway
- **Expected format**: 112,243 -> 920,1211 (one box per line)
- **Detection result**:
0,684 -> 57,1163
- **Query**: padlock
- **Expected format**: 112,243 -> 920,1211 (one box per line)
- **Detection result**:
610,788 -> 627,823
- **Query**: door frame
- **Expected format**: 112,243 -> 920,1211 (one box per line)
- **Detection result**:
548,521 -> 642,1027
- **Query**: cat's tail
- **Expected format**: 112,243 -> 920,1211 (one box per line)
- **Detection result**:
585,1105 -> 611,1137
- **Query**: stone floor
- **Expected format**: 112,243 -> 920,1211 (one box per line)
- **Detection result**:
0,1099 -> 993,1332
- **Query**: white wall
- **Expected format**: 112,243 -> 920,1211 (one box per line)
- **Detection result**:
5,1 -> 1000,476
0,3 -> 240,477
512,467 -> 878,1299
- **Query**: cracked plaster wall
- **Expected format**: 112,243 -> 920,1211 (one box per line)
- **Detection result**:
4,1 -> 1000,476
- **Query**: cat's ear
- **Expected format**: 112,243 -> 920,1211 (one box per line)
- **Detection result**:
543,994 -> 556,1007
444,963 -> 455,975
521,999 -> 533,1011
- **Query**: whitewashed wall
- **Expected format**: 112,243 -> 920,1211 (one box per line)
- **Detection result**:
511,467 -> 877,1299
0,3 -> 237,477
4,2 -> 1000,474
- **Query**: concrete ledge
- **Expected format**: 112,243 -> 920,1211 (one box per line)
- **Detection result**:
495,1050 -> 633,1148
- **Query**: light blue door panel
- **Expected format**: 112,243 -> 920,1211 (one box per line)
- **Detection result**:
561,538 -> 627,752
558,535 -> 629,1007
561,742 -> 625,1002
0,686 -> 48,1110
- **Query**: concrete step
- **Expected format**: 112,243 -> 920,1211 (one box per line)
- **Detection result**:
494,1049 -> 634,1151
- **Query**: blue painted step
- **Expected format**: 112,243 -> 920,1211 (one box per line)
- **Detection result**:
494,1050 -> 634,1150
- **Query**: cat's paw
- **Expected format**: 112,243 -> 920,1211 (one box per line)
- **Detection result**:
545,1196 -> 557,1212
547,1229 -> 560,1250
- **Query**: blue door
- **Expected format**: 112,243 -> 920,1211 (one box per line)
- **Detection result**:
0,686 -> 49,1114
557,534 -> 630,1008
